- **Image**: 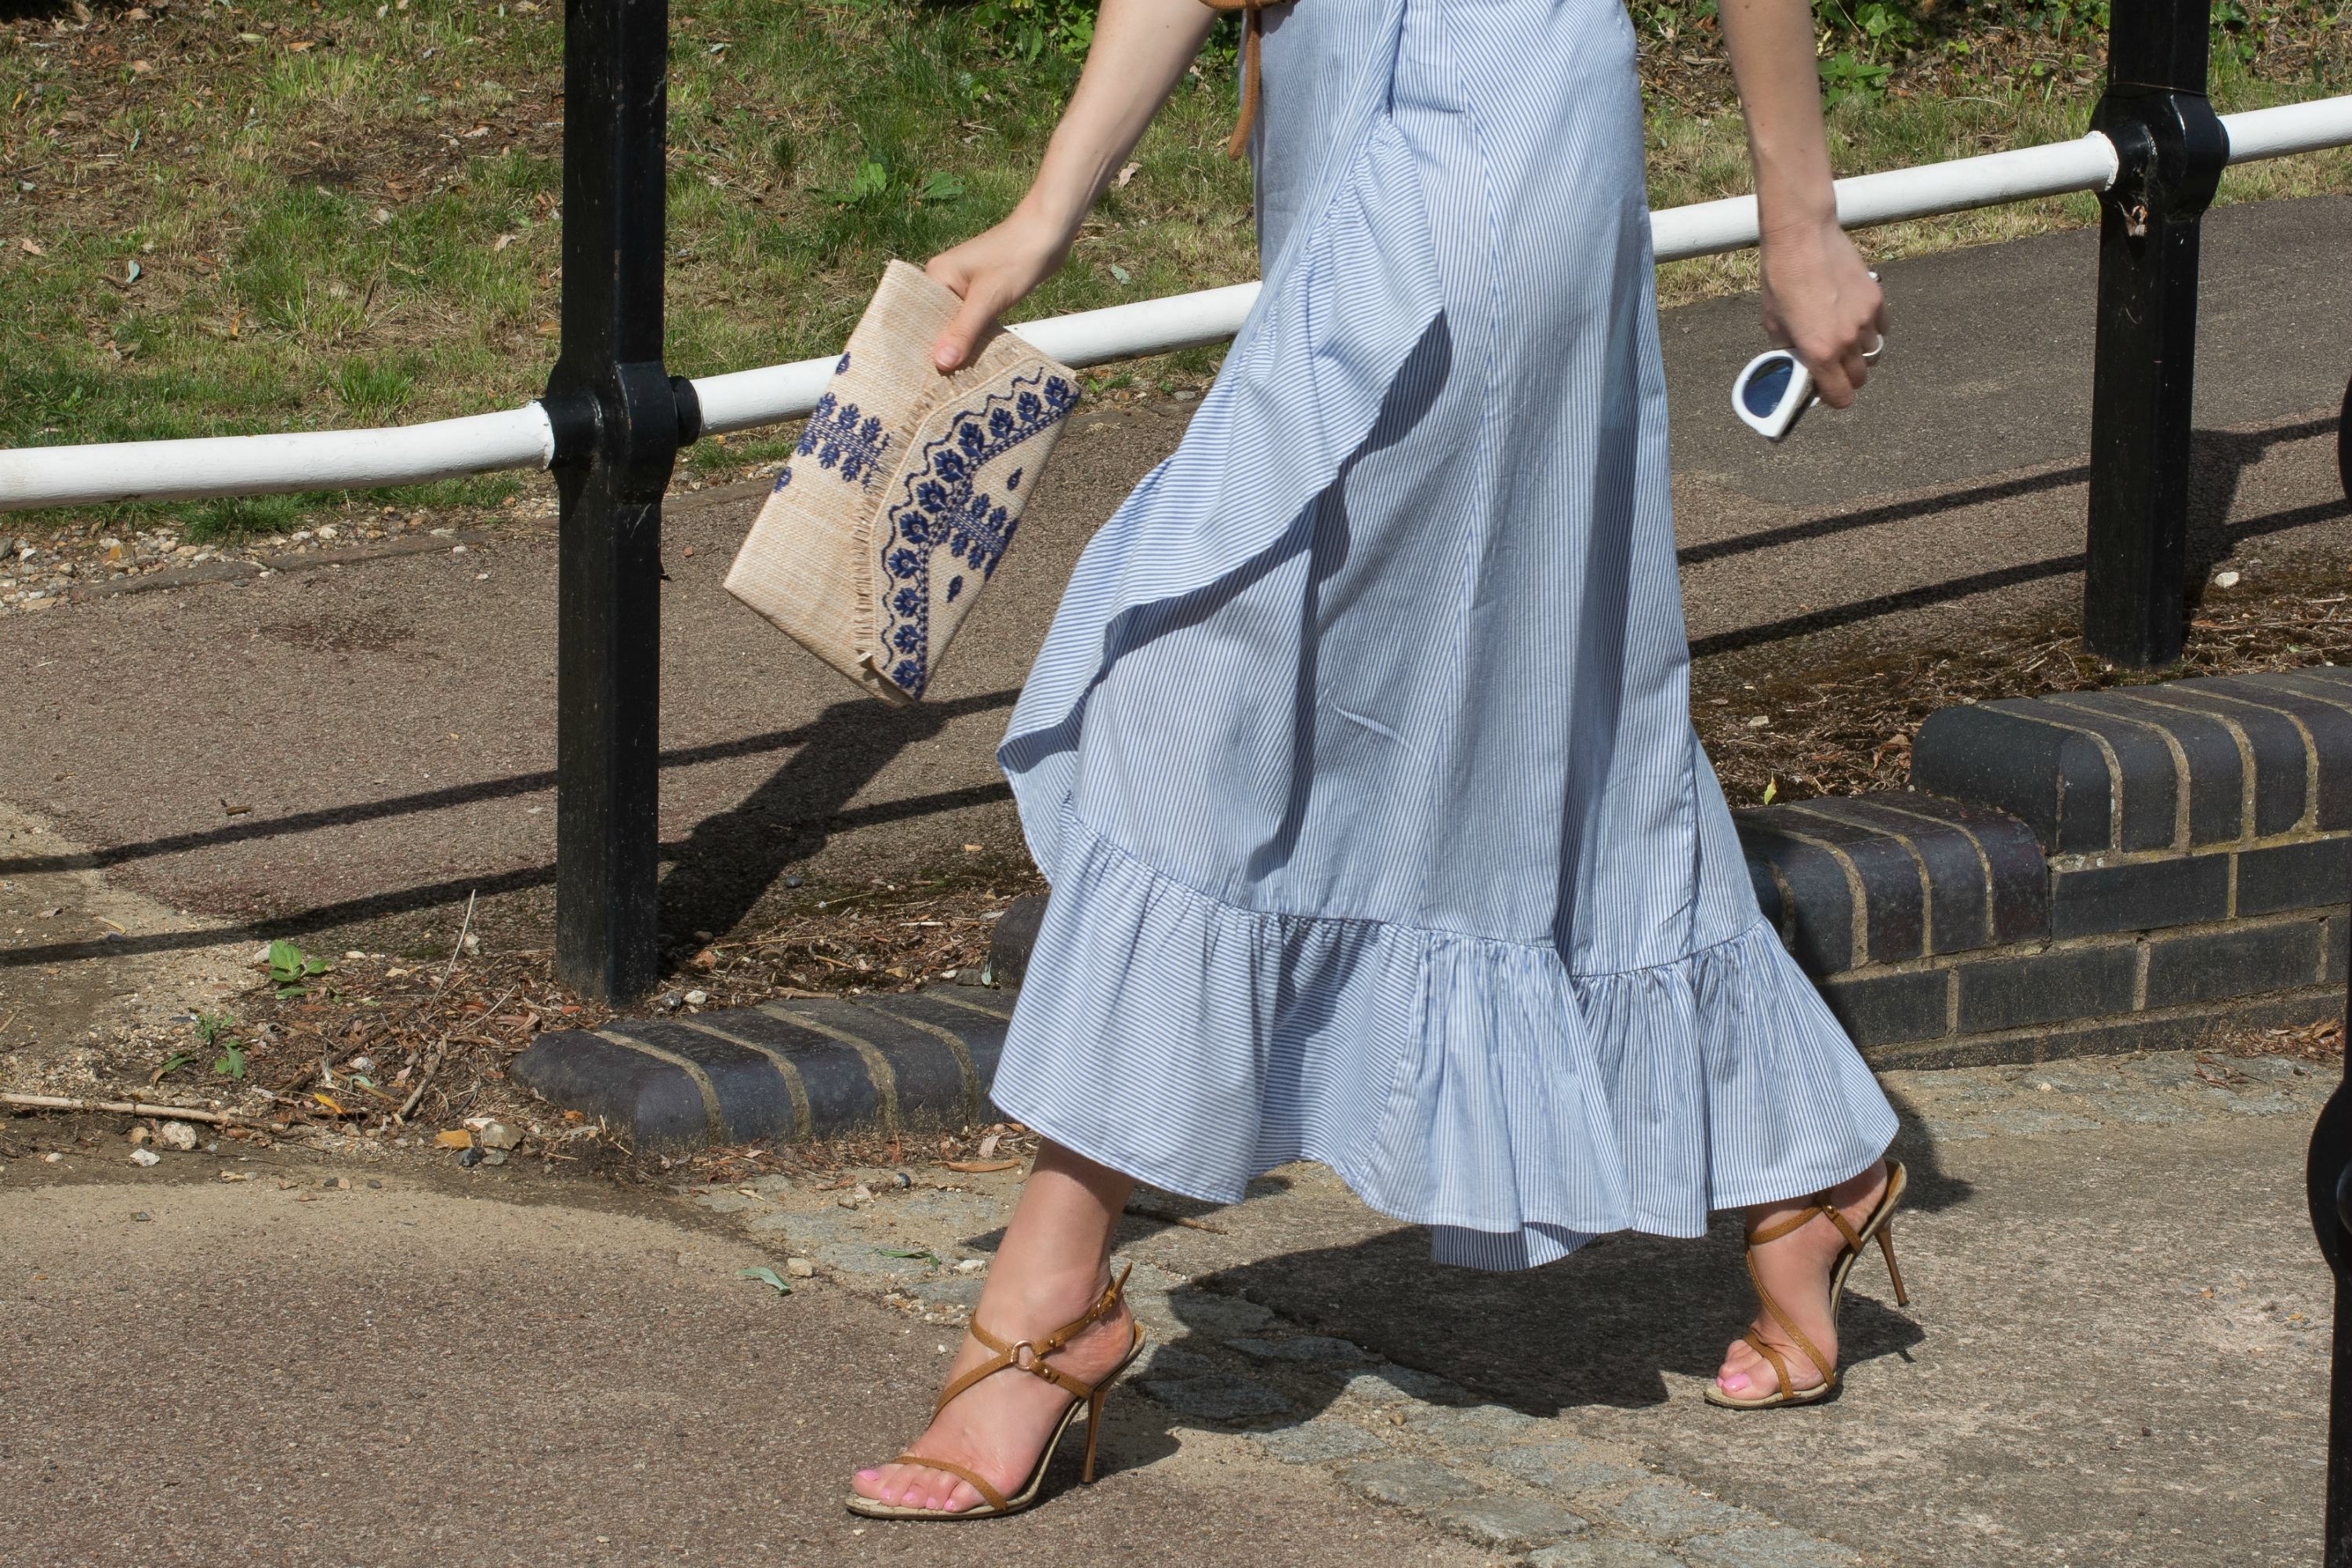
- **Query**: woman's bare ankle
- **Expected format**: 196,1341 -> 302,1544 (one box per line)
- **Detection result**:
976,1260 -> 1116,1332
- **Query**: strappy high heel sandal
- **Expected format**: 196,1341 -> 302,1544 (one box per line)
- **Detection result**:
1705,1160 -> 1911,1410
846,1261 -> 1148,1519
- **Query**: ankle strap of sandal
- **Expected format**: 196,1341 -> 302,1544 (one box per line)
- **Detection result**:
1746,1192 -> 1863,1253
931,1262 -> 1136,1414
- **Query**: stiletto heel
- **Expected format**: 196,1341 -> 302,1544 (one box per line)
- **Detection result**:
1876,1220 -> 1910,1307
1705,1159 -> 1913,1410
847,1261 -> 1146,1519
1081,1391 -> 1107,1483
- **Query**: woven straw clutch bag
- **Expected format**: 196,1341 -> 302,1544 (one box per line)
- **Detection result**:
724,260 -> 1081,704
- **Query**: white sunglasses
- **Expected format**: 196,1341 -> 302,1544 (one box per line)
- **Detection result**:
1732,275 -> 1885,442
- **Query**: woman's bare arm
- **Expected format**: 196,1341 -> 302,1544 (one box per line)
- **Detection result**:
927,0 -> 1218,371
1717,0 -> 1888,407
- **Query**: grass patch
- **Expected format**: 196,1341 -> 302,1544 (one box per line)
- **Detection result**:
0,0 -> 2344,533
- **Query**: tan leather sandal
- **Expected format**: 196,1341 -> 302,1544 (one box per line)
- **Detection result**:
846,1261 -> 1147,1519
1705,1159 -> 1911,1410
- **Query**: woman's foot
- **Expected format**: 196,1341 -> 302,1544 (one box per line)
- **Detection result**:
1714,1159 -> 1890,1401
850,1269 -> 1138,1514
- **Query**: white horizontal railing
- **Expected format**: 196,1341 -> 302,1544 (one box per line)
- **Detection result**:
2,92 -> 2347,514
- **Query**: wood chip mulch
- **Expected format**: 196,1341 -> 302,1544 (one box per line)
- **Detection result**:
1693,565 -> 2352,810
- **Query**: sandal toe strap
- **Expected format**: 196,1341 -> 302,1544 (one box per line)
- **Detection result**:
1740,1331 -> 1794,1399
887,1454 -> 1007,1515
1744,1247 -> 1835,1391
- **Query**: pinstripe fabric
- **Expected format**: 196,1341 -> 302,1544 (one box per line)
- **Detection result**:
991,0 -> 1898,1270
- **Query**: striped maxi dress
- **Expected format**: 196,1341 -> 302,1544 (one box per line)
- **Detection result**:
988,0 -> 1899,1269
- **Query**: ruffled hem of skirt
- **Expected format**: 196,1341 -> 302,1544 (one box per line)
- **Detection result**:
986,801 -> 1900,1272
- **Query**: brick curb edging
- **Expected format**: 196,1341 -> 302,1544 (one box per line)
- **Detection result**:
511,987 -> 1013,1151
518,666 -> 2352,1147
1758,666 -> 2352,1067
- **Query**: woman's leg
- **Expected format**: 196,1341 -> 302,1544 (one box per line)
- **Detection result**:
1714,1156 -> 1890,1399
851,1141 -> 1138,1512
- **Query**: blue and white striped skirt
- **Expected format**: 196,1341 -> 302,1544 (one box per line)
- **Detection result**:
989,0 -> 1898,1269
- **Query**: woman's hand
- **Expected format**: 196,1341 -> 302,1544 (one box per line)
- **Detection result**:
1716,0 -> 1889,408
1757,219 -> 1887,408
926,207 -> 1080,373
921,0 -> 1218,374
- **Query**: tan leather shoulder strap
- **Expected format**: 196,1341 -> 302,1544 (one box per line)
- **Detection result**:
1197,0 -> 1267,160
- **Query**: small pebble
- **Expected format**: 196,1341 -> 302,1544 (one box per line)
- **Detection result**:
786,1258 -> 815,1278
684,989 -> 709,1006
131,1210 -> 152,1221
129,1148 -> 161,1167
322,1175 -> 350,1190
155,1121 -> 199,1152
891,1170 -> 913,1189
458,1147 -> 486,1169
482,1149 -> 509,1167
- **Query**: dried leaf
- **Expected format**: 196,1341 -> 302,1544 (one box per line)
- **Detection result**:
944,1159 -> 1019,1174
18,237 -> 45,257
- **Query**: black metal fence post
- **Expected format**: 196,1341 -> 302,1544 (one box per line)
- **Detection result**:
543,0 -> 699,1003
2338,374 -> 2350,503
2082,0 -> 2229,668
2310,894 -> 2352,1564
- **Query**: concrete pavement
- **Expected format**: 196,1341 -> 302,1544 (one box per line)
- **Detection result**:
3,1042 -> 2336,1566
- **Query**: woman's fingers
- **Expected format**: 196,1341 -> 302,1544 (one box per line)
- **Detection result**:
1840,343 -> 1870,396
932,284 -> 1004,373
924,251 -> 1011,373
1810,353 -> 1857,408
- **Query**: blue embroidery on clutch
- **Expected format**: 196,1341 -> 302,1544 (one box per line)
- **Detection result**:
797,392 -> 891,488
877,369 -> 1077,697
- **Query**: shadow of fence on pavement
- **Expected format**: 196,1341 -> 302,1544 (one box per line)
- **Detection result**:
1690,417 -> 2347,661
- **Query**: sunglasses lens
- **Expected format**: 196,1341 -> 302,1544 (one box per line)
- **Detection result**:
1741,357 -> 1794,417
